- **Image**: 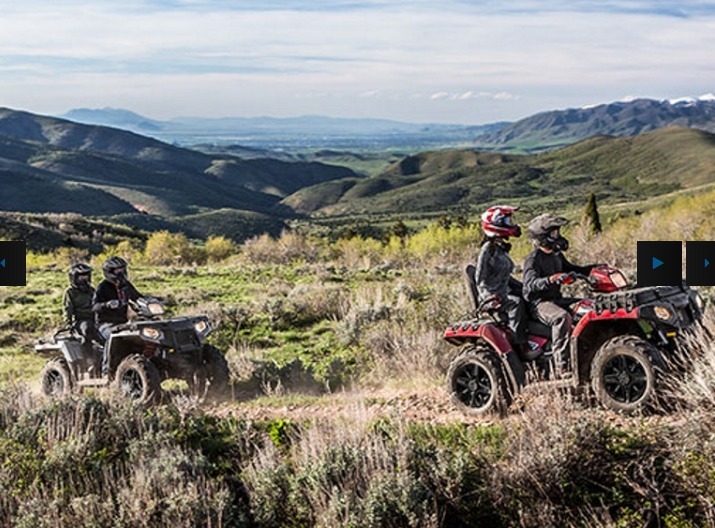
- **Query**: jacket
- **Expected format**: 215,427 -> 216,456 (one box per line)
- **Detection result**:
523,248 -> 594,303
92,279 -> 142,325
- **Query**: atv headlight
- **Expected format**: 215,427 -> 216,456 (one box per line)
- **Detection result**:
610,271 -> 628,289
141,327 -> 163,341
147,302 -> 165,315
654,305 -> 673,321
194,320 -> 211,338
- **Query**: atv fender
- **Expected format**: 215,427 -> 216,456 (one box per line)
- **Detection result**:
444,322 -> 513,355
572,307 -> 639,338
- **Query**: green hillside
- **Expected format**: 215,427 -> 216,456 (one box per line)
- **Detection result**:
282,127 -> 715,216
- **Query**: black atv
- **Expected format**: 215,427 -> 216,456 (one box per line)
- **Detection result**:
35,298 -> 230,404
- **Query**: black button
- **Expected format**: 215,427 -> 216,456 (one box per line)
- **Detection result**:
637,241 -> 682,286
686,241 -> 715,286
0,241 -> 27,286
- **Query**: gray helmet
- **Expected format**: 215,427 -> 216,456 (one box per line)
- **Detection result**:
102,256 -> 128,284
69,263 -> 92,288
527,214 -> 570,251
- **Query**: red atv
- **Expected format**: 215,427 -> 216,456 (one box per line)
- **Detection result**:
445,264 -> 705,414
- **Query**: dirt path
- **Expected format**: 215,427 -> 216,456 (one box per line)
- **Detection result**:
207,386 -> 495,425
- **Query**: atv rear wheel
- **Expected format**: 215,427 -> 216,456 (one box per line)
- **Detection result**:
591,335 -> 663,412
114,355 -> 161,404
40,358 -> 74,398
446,346 -> 510,416
203,345 -> 230,399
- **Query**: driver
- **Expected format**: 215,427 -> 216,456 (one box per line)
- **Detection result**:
522,214 -> 597,374
475,205 -> 527,353
92,256 -> 143,374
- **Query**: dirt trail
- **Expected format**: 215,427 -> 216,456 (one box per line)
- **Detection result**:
207,386 -> 494,425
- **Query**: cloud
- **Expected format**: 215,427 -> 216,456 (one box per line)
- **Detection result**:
0,0 -> 713,123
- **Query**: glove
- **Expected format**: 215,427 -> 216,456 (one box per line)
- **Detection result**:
483,294 -> 502,311
106,299 -> 121,309
549,272 -> 576,285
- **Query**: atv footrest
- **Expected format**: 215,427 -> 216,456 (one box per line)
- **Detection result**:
77,378 -> 110,388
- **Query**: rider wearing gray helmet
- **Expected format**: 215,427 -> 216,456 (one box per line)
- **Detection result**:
522,214 -> 597,374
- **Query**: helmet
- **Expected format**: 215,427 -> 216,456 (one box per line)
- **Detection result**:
481,205 -> 521,238
102,256 -> 129,284
527,214 -> 570,251
69,263 -> 92,289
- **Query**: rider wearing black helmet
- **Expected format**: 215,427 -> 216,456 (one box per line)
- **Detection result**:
522,214 -> 597,374
92,256 -> 142,373
63,263 -> 96,359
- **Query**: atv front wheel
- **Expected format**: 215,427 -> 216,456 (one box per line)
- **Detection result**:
446,347 -> 510,416
203,345 -> 230,399
40,358 -> 74,398
591,335 -> 663,412
114,355 -> 161,404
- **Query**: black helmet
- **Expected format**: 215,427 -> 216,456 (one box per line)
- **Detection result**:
527,214 -> 570,251
102,256 -> 129,284
69,263 -> 92,289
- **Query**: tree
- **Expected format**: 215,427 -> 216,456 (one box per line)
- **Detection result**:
583,193 -> 602,234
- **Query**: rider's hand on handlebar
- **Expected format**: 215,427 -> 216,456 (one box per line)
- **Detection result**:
106,299 -> 121,309
549,272 -> 576,285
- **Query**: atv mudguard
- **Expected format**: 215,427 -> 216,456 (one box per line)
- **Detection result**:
444,321 -> 513,354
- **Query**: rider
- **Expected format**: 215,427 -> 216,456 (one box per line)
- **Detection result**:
92,256 -> 142,374
475,205 -> 527,352
522,214 -> 597,374
63,263 -> 96,360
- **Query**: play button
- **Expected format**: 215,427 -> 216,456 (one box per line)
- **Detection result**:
686,241 -> 715,286
0,241 -> 27,286
637,241 -> 682,286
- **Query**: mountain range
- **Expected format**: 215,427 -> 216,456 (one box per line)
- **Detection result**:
284,126 -> 715,216
4,96 -> 715,249
0,107 -> 358,242
60,108 -> 506,151
473,95 -> 715,151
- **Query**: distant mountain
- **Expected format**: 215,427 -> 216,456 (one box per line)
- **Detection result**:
282,127 -> 715,215
59,107 -> 509,151
0,107 -> 359,241
62,107 -> 164,132
474,95 -> 715,152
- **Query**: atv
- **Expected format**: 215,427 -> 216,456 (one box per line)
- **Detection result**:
35,297 -> 230,404
445,264 -> 705,414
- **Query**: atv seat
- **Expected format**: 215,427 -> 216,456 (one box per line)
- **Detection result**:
527,319 -> 552,338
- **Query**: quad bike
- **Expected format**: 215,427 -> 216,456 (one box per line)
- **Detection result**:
35,298 -> 230,404
445,265 -> 706,414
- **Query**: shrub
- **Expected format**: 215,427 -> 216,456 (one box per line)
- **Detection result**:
205,235 -> 236,262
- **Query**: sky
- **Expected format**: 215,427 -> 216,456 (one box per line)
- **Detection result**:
1,0 -> 714,124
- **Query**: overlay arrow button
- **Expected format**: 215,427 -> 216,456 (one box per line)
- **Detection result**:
652,257 -> 664,270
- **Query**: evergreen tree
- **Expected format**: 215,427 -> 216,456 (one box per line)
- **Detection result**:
583,192 -> 602,234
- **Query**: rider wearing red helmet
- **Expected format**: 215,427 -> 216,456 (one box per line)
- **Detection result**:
475,205 -> 527,350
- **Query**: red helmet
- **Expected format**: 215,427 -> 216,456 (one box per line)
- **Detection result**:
481,205 -> 521,238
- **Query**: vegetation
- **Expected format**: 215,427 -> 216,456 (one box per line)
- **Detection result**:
3,188 -> 715,525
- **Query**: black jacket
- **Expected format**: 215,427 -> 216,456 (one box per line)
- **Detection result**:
92,279 -> 142,325
523,248 -> 594,303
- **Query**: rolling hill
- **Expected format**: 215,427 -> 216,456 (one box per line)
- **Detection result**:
0,107 -> 359,242
282,127 -> 715,216
474,96 -> 715,152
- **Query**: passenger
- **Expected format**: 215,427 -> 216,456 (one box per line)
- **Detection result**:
92,256 -> 142,375
475,205 -> 528,353
63,263 -> 96,359
522,214 -> 597,373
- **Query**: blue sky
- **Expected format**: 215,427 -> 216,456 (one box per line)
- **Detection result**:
1,0 -> 714,124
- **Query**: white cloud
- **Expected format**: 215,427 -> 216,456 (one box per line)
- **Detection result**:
0,1 -> 713,123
